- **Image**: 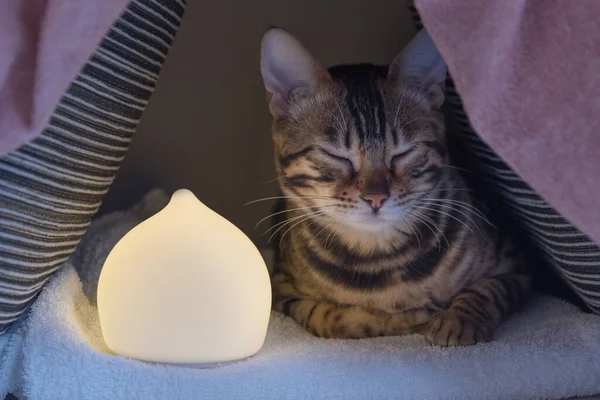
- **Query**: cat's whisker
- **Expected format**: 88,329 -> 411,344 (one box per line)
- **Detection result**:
422,197 -> 486,219
310,216 -> 340,250
300,217 -> 325,236
395,187 -> 475,206
270,211 -> 327,246
409,221 -> 423,244
313,220 -> 333,239
324,223 -> 338,249
258,177 -> 282,185
392,98 -> 404,129
413,204 -> 478,235
411,210 -> 446,250
406,210 -> 436,247
412,187 -> 490,210
264,210 -> 322,235
245,195 -> 337,206
325,108 -> 345,133
397,116 -> 434,133
311,219 -> 339,250
332,95 -> 348,130
264,213 -> 313,236
422,198 -> 496,229
265,209 -> 329,240
441,164 -> 470,173
410,187 -> 474,196
278,213 -> 327,250
400,216 -> 423,249
254,204 -> 338,230
421,199 -> 488,232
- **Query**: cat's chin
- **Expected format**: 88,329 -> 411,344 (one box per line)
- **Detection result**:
341,214 -> 393,231
331,219 -> 401,252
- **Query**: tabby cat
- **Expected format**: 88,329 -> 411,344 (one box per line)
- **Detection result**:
259,28 -> 530,346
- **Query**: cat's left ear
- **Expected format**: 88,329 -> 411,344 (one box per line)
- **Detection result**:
260,28 -> 329,118
388,30 -> 447,108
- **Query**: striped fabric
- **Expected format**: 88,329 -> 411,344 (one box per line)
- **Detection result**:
0,0 -> 186,333
408,3 -> 600,313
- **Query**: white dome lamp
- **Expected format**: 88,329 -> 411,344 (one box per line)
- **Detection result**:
97,189 -> 272,365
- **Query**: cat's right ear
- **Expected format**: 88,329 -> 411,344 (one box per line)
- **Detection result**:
260,28 -> 327,117
388,30 -> 447,109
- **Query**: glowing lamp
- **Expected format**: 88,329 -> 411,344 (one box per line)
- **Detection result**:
97,189 -> 271,365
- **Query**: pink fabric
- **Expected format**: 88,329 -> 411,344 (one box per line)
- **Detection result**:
0,0 -> 130,157
415,0 -> 600,245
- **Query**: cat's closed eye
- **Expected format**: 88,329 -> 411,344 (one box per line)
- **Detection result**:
390,148 -> 417,166
411,166 -> 441,180
321,149 -> 354,172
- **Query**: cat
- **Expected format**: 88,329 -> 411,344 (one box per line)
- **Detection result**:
258,28 -> 530,346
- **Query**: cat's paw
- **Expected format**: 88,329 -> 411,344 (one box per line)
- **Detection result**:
423,310 -> 491,347
386,306 -> 439,335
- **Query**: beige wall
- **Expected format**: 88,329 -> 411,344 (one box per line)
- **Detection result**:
102,0 -> 416,246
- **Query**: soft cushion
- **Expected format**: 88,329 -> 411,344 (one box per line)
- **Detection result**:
2,194 -> 600,400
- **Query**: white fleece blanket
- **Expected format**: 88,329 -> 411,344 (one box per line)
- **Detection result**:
2,190 -> 600,400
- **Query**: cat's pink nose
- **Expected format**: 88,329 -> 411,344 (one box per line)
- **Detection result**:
361,193 -> 388,212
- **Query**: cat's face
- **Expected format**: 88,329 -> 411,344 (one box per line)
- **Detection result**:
261,29 -> 447,232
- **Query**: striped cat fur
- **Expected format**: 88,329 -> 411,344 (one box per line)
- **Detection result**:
259,28 -> 530,346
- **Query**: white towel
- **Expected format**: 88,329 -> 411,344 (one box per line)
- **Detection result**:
2,190 -> 600,400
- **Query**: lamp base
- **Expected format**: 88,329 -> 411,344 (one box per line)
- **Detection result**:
143,356 -> 252,369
